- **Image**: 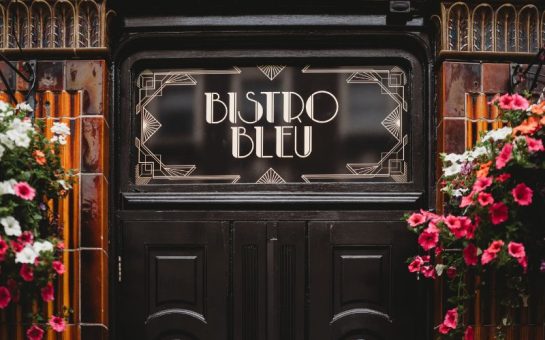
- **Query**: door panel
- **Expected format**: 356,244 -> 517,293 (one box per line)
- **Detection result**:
309,221 -> 418,340
120,221 -> 229,340
233,222 -> 305,340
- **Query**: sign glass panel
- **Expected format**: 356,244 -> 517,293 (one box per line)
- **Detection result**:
134,65 -> 410,184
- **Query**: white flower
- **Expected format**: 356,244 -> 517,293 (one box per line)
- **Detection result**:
16,102 -> 33,112
15,245 -> 38,264
1,216 -> 22,236
51,122 -> 71,136
0,179 -> 16,195
482,127 -> 513,142
6,118 -> 33,148
442,153 -> 464,164
471,146 -> 488,158
0,101 -> 9,112
58,180 -> 71,190
0,133 -> 14,149
33,240 -> 54,254
0,144 -> 4,159
443,162 -> 462,177
452,188 -> 469,197
51,135 -> 67,145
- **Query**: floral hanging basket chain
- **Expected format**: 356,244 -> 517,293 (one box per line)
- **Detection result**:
407,92 -> 545,340
0,102 -> 73,339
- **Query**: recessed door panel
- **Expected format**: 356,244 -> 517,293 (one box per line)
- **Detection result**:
309,221 -> 418,340
120,221 -> 229,340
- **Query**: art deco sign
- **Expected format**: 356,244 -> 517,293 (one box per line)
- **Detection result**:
135,65 -> 409,184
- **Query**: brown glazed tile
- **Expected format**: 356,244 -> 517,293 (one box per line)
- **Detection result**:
80,250 -> 107,324
58,250 -> 80,325
80,325 -> 108,340
443,119 -> 466,154
66,175 -> 80,250
81,117 -> 104,173
66,60 -> 105,115
442,62 -> 482,117
482,63 -> 510,94
80,174 -> 106,249
0,62 -> 16,91
36,61 -> 65,91
61,324 -> 80,340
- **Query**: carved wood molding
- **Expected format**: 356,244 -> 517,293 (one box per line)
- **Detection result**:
0,0 -> 111,55
437,1 -> 545,57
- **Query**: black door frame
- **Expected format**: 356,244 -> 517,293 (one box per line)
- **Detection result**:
110,18 -> 436,339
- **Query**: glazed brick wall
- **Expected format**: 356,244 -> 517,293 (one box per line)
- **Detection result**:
0,60 -> 109,339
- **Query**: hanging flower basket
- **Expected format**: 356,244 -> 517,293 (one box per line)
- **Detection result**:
0,101 -> 72,339
406,94 -> 545,340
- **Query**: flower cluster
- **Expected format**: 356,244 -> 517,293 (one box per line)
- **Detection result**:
0,102 -> 72,339
407,93 -> 545,339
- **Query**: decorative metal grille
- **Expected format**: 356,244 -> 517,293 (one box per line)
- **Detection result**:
0,0 -> 110,51
438,2 -> 545,55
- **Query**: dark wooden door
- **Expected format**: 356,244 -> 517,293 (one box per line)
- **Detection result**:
118,216 -> 421,340
119,221 -> 229,339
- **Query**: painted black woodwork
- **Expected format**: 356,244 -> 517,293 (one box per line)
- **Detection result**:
112,8 -> 434,340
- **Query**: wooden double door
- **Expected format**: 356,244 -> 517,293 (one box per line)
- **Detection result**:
117,211 -> 424,340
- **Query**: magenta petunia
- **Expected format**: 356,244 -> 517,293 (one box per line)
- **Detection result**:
512,183 -> 533,206
13,181 -> 36,201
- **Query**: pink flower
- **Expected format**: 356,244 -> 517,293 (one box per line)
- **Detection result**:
407,213 -> 426,227
421,265 -> 436,279
49,315 -> 66,332
0,287 -> 11,309
473,177 -> 493,192
418,225 -> 439,251
481,250 -> 496,265
496,143 -> 513,170
518,256 -> 528,272
52,261 -> 65,275
489,202 -> 508,225
446,266 -> 457,279
445,215 -> 468,239
408,256 -> 424,273
460,192 -> 474,208
466,216 -> 479,239
17,231 -> 34,245
477,192 -> 494,206
512,183 -> 533,206
488,240 -> 505,254
13,182 -> 36,201
463,243 -> 478,266
26,325 -> 44,340
465,326 -> 475,340
443,308 -> 458,329
525,136 -> 544,152
438,323 -> 451,334
511,94 -> 530,110
508,242 -> 526,259
498,94 -> 514,110
20,264 -> 34,282
41,282 -> 55,302
497,173 -> 511,183
0,237 -> 8,260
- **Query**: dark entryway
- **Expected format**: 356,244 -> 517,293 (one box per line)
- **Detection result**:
117,212 -> 423,340
111,5 -> 433,337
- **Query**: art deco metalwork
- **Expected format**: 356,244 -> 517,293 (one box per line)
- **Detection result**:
0,0 -> 110,52
438,2 -> 545,56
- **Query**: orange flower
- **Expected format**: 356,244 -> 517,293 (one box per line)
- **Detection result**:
513,116 -> 540,135
476,161 -> 492,178
33,150 -> 46,165
531,102 -> 545,115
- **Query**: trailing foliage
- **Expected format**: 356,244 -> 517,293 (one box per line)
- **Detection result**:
406,94 -> 545,339
0,102 -> 72,339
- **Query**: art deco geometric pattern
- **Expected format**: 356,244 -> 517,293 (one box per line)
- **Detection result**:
438,2 -> 545,55
0,0 -> 110,51
135,66 -> 409,184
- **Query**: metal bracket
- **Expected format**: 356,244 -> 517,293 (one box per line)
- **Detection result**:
387,1 -> 412,24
